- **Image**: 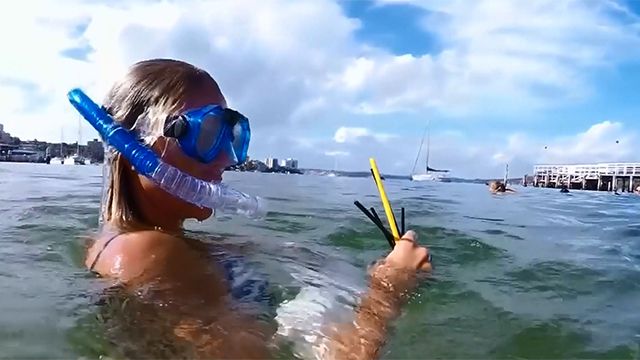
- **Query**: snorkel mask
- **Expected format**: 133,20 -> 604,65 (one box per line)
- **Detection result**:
164,105 -> 250,165
67,88 -> 266,219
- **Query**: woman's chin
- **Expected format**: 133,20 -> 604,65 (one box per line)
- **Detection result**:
191,207 -> 214,222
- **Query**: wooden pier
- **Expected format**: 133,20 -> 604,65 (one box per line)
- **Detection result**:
532,163 -> 640,192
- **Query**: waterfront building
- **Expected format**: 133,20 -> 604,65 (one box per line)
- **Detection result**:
284,158 -> 298,169
0,123 -> 13,143
533,162 -> 640,191
87,138 -> 104,162
266,157 -> 279,169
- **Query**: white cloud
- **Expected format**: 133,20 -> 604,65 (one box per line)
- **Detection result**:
538,121 -> 636,164
482,120 -> 639,177
0,0 -> 638,178
0,85 -> 25,115
324,150 -> 350,157
362,0 -> 640,114
337,58 -> 376,91
334,127 -> 369,143
0,0 -> 364,142
333,126 -> 396,144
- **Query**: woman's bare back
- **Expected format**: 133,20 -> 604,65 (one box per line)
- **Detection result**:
87,230 -> 273,358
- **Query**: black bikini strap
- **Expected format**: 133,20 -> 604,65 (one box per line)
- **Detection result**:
89,233 -> 122,272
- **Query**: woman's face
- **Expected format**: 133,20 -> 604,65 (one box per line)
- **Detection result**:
136,80 -> 232,222
489,181 -> 499,192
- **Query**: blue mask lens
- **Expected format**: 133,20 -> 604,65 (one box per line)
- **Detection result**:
227,109 -> 251,164
165,105 -> 250,164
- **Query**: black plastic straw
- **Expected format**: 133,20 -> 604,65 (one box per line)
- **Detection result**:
370,207 -> 382,224
354,201 -> 388,239
370,169 -> 380,186
354,201 -> 381,232
369,207 -> 395,249
354,201 -> 395,249
401,207 -> 405,235
370,207 -> 396,248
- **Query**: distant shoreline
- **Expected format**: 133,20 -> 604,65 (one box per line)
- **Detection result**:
0,159 -> 521,184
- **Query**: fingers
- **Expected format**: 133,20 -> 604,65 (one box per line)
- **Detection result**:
397,229 -> 433,272
415,246 -> 427,267
400,230 -> 418,243
416,246 -> 433,272
420,261 -> 433,272
397,230 -> 418,249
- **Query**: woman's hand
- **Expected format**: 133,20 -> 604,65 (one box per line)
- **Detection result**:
385,230 -> 432,272
369,230 -> 433,297
324,230 -> 434,360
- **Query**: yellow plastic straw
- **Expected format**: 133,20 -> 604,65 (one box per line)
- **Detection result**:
369,158 -> 400,240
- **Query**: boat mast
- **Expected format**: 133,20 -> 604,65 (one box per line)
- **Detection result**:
425,119 -> 431,173
411,122 -> 429,175
504,163 -> 509,185
77,115 -> 81,156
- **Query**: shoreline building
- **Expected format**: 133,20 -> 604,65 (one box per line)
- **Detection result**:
266,157 -> 299,170
279,158 -> 298,169
266,157 -> 279,169
533,162 -> 640,192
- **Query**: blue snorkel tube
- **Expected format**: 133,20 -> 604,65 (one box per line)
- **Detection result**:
67,88 -> 266,219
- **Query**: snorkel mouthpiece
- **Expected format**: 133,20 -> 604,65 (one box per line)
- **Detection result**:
67,88 -> 266,219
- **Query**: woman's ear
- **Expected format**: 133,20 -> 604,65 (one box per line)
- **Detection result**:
150,135 -> 201,173
150,136 -> 179,157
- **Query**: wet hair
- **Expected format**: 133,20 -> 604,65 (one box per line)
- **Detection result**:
488,180 -> 506,192
100,59 -> 219,229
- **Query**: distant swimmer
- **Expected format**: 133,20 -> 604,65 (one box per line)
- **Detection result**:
635,185 -> 640,195
487,180 -> 515,194
560,184 -> 570,193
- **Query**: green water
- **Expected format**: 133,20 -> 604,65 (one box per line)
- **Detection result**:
0,163 -> 639,359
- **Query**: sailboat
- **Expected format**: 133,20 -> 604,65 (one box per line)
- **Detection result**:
50,117 -> 90,165
72,114 -> 90,165
326,155 -> 338,177
410,119 -> 450,182
49,128 -> 74,165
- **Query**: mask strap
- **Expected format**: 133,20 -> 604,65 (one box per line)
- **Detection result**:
222,108 -> 243,126
163,115 -> 189,138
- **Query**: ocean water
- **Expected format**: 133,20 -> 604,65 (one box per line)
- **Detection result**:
1,162 -> 639,359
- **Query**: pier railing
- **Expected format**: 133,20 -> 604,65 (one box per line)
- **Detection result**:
532,162 -> 640,191
534,163 -> 640,176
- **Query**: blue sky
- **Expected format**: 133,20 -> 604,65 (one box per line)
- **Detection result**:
1,0 -> 639,178
342,0 -> 640,140
341,0 -> 439,56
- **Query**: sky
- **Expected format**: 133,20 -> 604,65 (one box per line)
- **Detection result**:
1,0 -> 640,178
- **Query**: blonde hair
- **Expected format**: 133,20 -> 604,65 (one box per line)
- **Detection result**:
100,59 -> 216,230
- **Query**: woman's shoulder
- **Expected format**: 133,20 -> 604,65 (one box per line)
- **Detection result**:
86,227 -> 188,281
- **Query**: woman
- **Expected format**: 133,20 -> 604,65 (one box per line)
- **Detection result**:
84,58 -> 432,359
488,180 -> 516,194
